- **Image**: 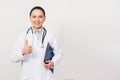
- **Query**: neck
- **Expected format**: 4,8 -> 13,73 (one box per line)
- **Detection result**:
33,26 -> 42,31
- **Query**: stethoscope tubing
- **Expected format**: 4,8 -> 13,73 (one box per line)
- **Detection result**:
24,27 -> 47,48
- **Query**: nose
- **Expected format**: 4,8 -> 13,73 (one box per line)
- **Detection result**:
36,17 -> 39,22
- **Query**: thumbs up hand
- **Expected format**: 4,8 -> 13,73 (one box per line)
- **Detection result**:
22,40 -> 32,55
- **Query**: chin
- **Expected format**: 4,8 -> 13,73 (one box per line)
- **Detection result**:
34,26 -> 42,29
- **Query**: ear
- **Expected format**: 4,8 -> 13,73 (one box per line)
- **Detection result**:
44,16 -> 46,21
29,16 -> 32,22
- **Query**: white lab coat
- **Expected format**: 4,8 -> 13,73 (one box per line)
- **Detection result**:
11,27 -> 63,80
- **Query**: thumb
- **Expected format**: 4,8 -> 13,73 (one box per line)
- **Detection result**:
25,40 -> 28,46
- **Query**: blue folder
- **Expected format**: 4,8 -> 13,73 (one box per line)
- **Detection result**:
44,43 -> 54,73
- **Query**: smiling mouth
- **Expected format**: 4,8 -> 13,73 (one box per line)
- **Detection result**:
34,23 -> 40,25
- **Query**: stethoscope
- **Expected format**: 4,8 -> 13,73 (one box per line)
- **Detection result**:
25,27 -> 47,48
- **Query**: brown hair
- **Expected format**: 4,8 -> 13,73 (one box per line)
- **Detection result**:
30,6 -> 45,16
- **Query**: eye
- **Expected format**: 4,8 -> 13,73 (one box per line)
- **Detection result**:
39,15 -> 44,18
32,15 -> 36,18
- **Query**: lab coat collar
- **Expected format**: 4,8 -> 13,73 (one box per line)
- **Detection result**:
31,26 -> 43,34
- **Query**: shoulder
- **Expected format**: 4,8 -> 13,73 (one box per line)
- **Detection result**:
46,30 -> 56,40
45,30 -> 59,45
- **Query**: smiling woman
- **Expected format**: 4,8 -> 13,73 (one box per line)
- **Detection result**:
30,6 -> 46,30
11,6 -> 63,80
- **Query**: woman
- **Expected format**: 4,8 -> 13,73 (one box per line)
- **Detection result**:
11,6 -> 63,80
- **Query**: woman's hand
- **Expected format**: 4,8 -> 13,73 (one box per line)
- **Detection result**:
44,60 -> 54,69
22,40 -> 32,55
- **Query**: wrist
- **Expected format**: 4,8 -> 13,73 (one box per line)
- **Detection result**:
51,61 -> 54,67
22,50 -> 25,56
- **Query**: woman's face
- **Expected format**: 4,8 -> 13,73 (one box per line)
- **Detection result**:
30,9 -> 45,30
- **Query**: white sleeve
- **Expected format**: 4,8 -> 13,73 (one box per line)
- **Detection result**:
11,33 -> 26,63
50,35 -> 63,67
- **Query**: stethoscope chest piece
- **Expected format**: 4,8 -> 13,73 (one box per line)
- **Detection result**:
41,44 -> 44,48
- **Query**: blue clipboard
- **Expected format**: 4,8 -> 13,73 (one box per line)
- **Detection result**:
44,43 -> 54,73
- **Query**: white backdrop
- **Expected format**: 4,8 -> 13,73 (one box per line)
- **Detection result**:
0,0 -> 120,80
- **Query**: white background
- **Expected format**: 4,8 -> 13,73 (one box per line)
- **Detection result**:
0,0 -> 120,80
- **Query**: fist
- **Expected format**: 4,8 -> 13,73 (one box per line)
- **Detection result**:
22,40 -> 32,55
44,60 -> 54,69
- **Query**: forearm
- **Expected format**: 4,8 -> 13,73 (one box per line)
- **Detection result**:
52,49 -> 63,67
11,49 -> 26,63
